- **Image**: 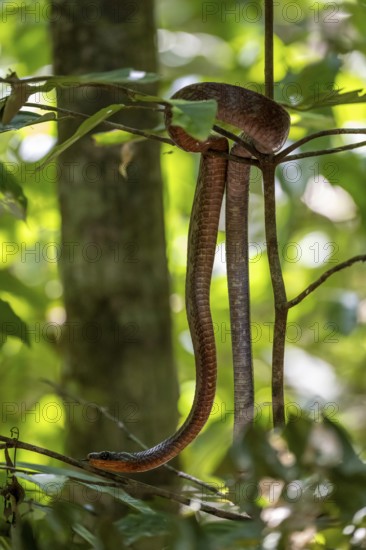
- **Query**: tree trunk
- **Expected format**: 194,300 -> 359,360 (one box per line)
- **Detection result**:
50,0 -> 179,487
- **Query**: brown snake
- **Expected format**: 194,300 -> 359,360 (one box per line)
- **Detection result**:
87,83 -> 290,472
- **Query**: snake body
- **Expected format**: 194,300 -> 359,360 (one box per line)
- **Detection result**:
87,83 -> 290,472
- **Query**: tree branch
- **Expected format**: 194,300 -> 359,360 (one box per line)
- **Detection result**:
25,102 -> 173,145
261,161 -> 288,428
41,379 -> 229,500
276,128 -> 366,162
213,124 -> 260,158
25,103 -> 259,167
278,140 -> 366,163
264,0 -> 274,99
0,435 -> 249,522
288,255 -> 366,308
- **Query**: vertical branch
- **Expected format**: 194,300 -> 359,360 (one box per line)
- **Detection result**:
226,150 -> 254,439
264,0 -> 274,99
262,162 -> 288,427
263,0 -> 287,426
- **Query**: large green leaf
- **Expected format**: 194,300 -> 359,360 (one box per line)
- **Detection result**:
93,96 -> 218,144
16,473 -> 67,495
18,462 -> 105,482
0,111 -> 55,133
71,524 -> 97,546
169,99 -> 217,141
0,270 -> 43,305
93,123 -> 166,146
0,299 -> 29,345
38,104 -> 123,167
77,482 -> 154,514
0,161 -> 27,219
115,513 -> 170,545
93,129 -> 146,146
287,88 -> 366,112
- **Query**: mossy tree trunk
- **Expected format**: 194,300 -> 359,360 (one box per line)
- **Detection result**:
50,0 -> 179,487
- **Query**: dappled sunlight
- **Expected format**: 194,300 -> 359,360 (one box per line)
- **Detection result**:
158,29 -> 233,68
284,347 -> 341,400
302,177 -> 357,221
296,230 -> 337,267
19,133 -> 56,162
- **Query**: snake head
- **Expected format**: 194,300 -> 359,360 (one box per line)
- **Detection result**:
86,451 -> 144,472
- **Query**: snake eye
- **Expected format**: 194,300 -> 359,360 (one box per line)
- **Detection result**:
99,451 -> 111,460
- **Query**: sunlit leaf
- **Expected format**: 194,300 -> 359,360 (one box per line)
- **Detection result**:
76,482 -> 154,514
0,270 -> 43,304
169,99 -> 217,141
93,129 -> 146,146
0,111 -> 55,133
115,513 -> 170,545
0,299 -> 29,345
132,93 -> 218,140
38,104 -> 123,166
288,89 -> 366,112
16,473 -> 67,495
0,161 -> 27,219
93,123 -> 166,146
1,71 -> 33,125
18,462 -> 105,482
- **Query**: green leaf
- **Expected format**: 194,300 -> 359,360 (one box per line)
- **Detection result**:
224,424 -> 292,482
0,161 -> 28,220
76,482 -> 154,514
0,299 -> 29,345
0,111 -> 55,133
1,72 -> 33,125
287,88 -> 366,112
93,123 -> 166,146
283,415 -> 314,464
204,519 -> 263,547
38,104 -> 123,167
16,473 -> 67,495
93,129 -> 145,146
290,110 -> 336,131
115,513 -> 170,545
18,462 -> 105,482
72,524 -> 97,546
169,99 -> 218,141
0,270 -> 43,305
323,417 -> 366,475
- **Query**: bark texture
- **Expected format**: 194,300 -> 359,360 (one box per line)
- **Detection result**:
50,0 -> 179,486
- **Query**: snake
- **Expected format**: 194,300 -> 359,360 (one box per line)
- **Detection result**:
87,83 -> 290,473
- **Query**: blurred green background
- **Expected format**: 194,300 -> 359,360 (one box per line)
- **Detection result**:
0,0 -> 366,483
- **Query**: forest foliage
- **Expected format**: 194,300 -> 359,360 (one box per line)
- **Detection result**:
0,0 -> 366,547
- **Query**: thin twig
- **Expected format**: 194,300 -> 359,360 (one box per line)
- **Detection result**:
264,0 -> 274,99
288,255 -> 366,308
278,140 -> 366,163
261,161 -> 288,428
25,102 -> 173,145
0,435 -> 249,521
25,103 -> 259,167
213,124 -> 259,157
41,379 -> 228,500
276,128 -> 366,161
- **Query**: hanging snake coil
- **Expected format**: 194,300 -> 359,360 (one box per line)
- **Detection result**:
87,83 -> 290,472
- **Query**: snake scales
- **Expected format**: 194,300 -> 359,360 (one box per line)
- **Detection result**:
87,83 -> 290,472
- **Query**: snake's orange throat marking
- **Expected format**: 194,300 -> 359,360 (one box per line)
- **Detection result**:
87,83 -> 290,473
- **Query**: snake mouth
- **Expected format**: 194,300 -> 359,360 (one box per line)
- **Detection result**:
88,457 -> 158,473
